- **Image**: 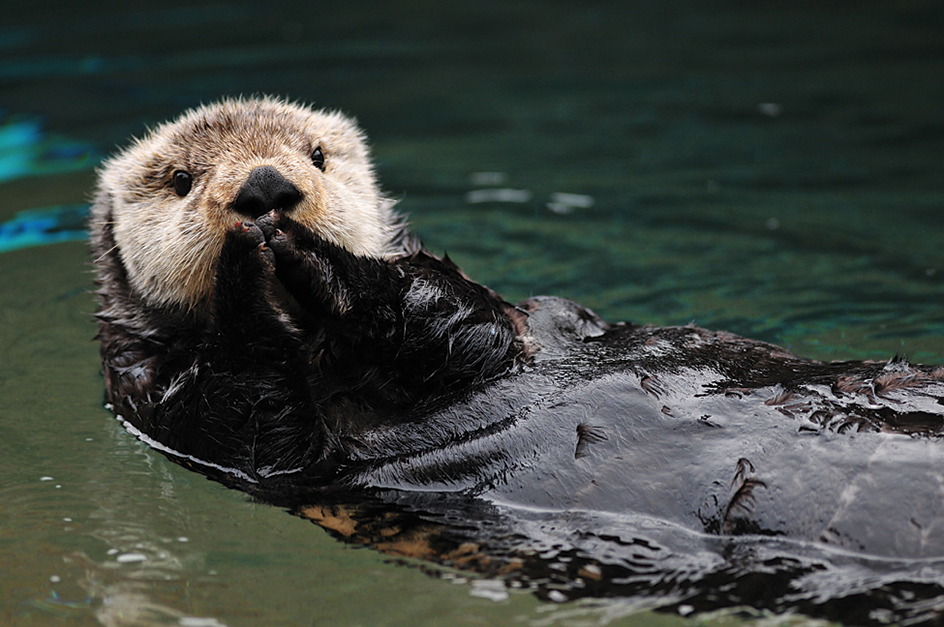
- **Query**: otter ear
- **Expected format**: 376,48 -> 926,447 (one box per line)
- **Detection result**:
173,170 -> 193,196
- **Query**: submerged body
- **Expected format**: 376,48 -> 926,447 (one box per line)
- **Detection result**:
91,98 -> 944,570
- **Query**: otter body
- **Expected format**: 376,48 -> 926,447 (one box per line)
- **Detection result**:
91,98 -> 944,560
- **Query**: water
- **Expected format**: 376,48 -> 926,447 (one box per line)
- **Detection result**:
2,1 -> 943,625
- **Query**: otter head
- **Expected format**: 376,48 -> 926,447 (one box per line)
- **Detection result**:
93,97 -> 401,311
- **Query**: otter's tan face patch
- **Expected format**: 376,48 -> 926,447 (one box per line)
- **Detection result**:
94,97 -> 399,310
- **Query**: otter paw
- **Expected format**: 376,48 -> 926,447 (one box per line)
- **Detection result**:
255,211 -> 305,261
265,227 -> 299,260
228,221 -> 275,267
229,220 -> 264,246
255,210 -> 283,242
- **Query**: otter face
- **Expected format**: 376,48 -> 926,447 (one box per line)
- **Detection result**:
94,97 -> 398,310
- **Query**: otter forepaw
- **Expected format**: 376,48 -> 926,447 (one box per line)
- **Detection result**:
253,212 -> 304,264
265,227 -> 298,260
254,211 -> 282,241
226,221 -> 275,267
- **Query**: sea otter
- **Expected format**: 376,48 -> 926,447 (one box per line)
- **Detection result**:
91,97 -> 944,565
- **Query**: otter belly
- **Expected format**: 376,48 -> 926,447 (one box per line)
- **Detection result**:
485,379 -> 944,558
345,297 -> 944,558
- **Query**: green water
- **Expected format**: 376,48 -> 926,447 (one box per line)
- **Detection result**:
2,1 -> 943,625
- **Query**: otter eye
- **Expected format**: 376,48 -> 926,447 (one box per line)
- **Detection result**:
173,170 -> 193,197
311,147 -> 325,172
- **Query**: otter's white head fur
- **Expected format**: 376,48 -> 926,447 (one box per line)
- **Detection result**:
93,97 -> 404,310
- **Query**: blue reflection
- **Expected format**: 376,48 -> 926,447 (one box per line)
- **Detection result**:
0,205 -> 89,253
0,109 -> 95,251
0,110 -> 95,183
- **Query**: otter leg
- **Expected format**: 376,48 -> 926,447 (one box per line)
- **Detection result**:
255,211 -> 394,317
212,221 -> 297,351
204,221 -> 324,476
256,212 -> 520,401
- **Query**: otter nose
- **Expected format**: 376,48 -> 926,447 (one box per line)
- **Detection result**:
232,166 -> 303,218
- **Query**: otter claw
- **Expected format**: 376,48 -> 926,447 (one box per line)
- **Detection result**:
254,238 -> 275,266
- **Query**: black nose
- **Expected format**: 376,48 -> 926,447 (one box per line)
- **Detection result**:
232,166 -> 303,218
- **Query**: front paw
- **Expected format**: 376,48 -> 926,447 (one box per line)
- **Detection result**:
227,221 -> 275,268
213,221 -> 298,350
254,210 -> 282,242
255,211 -> 304,263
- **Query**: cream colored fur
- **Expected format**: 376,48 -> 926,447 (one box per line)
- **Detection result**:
94,97 -> 400,310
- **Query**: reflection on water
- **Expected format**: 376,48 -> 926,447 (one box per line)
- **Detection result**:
2,0 -> 944,625
0,111 -> 94,183
0,205 -> 88,253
